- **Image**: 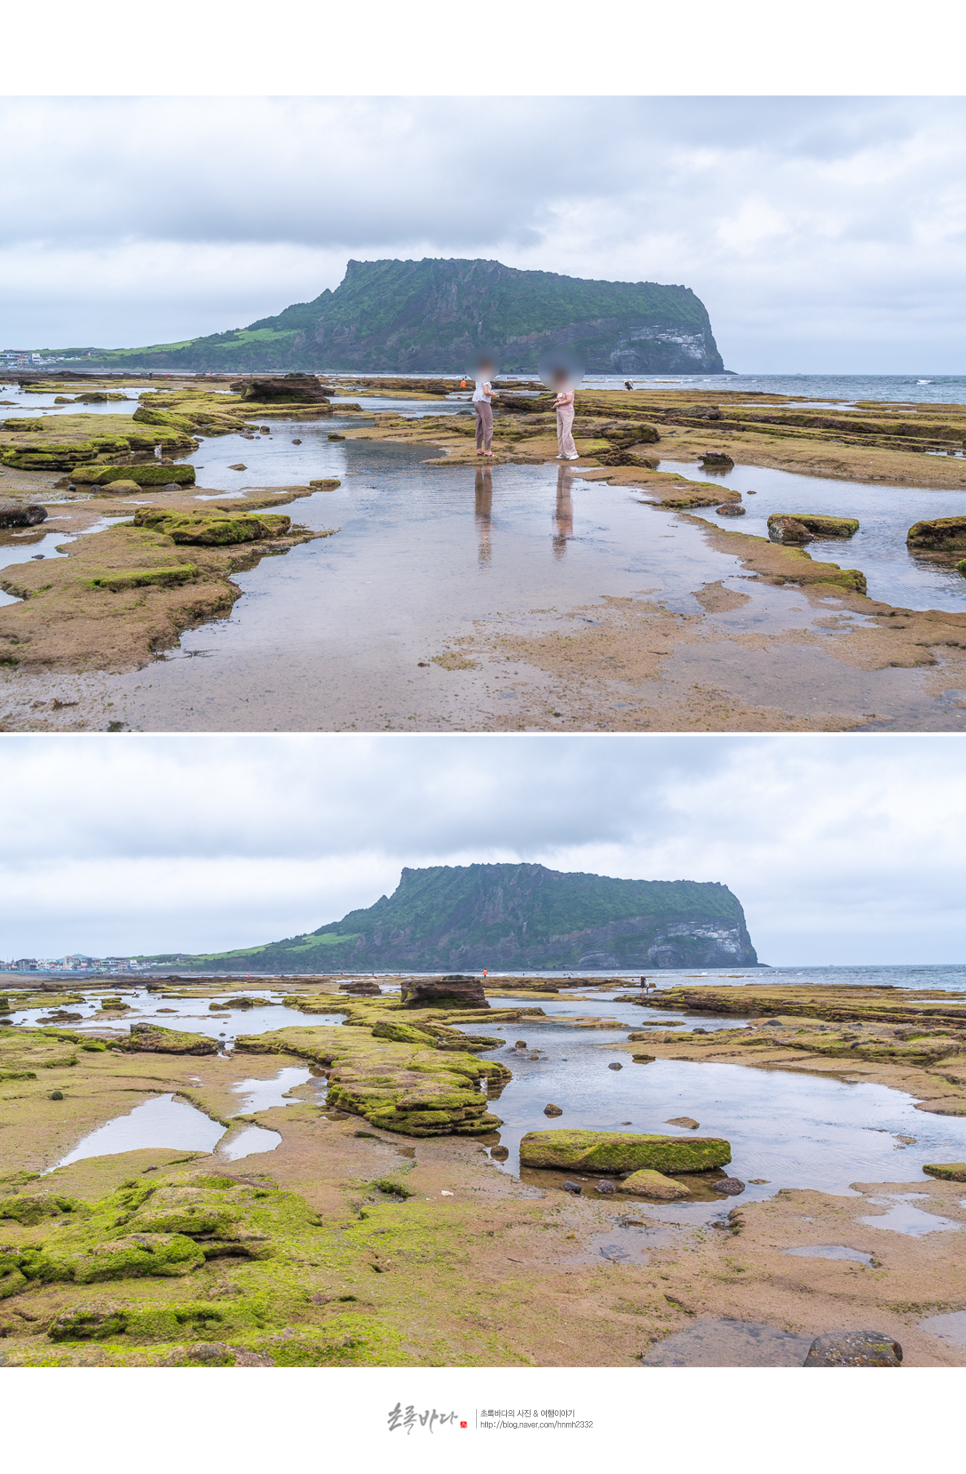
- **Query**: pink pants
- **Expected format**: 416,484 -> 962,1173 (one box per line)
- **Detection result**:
475,400 -> 492,451
556,404 -> 576,457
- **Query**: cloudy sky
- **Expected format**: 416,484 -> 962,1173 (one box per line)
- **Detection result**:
1,733 -> 962,966
1,96 -> 964,373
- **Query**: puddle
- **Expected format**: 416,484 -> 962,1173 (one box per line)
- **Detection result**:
918,1308 -> 966,1350
218,1124 -> 282,1160
859,1193 -> 962,1236
640,1318 -> 813,1367
51,1092 -> 225,1168
662,459 -> 966,612
783,1245 -> 874,1265
231,1066 -> 313,1113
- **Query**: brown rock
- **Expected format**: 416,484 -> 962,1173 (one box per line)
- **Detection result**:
0,502 -> 46,528
803,1331 -> 902,1367
712,1176 -> 745,1195
665,1117 -> 700,1129
543,1104 -> 563,1117
400,975 -> 488,1009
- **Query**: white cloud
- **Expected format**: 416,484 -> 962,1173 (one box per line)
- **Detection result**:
0,734 -> 963,964
0,98 -> 964,369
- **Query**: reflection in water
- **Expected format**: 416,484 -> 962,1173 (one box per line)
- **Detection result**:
52,1092 -> 225,1168
474,467 -> 492,567
553,463 -> 574,559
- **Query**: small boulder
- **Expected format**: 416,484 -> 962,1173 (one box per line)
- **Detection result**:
803,1331 -> 902,1367
291,439 -> 302,445
608,1062 -> 623,1071
665,1117 -> 700,1129
228,463 -> 247,471
490,1146 -> 509,1161
327,433 -> 346,441
595,1179 -> 616,1195
712,1176 -> 746,1195
700,450 -> 732,466
562,1180 -> 583,1194
101,480 -> 141,495
716,503 -> 745,516
0,502 -> 46,528
543,1104 -> 563,1117
515,1041 -> 528,1050
768,514 -> 812,544
618,1169 -> 690,1201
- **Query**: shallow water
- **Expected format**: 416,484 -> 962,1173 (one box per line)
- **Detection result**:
231,1066 -> 314,1113
52,1092 -> 225,1168
76,421 -> 771,730
783,1245 -> 874,1265
455,1006 -> 966,1203
919,1308 -> 966,1349
0,514 -> 129,606
662,460 -> 966,612
858,1193 -> 962,1236
640,1318 -> 813,1367
10,986 -> 346,1042
218,1124 -> 282,1160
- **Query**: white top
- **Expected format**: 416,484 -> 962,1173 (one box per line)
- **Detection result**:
472,379 -> 490,403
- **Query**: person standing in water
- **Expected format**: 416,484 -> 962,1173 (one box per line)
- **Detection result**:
552,369 -> 578,459
473,359 -> 495,457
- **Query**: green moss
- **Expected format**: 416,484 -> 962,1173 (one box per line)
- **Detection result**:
131,508 -> 291,545
119,1023 -> 218,1056
235,1023 -> 509,1135
85,564 -> 199,592
71,463 -> 196,487
922,1162 -> 966,1181
907,516 -> 966,550
518,1130 -> 731,1173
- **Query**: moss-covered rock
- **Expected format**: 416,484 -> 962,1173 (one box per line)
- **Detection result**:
72,463 -> 196,487
922,1162 -> 966,1181
0,1190 -> 85,1226
85,564 -> 199,592
131,508 -> 290,545
907,516 -> 966,551
519,1130 -> 731,1173
235,1024 -> 508,1136
617,1169 -> 691,1200
119,1023 -> 217,1056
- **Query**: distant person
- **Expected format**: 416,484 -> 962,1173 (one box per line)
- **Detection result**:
473,359 -> 495,457
624,380 -> 633,390
552,369 -> 578,459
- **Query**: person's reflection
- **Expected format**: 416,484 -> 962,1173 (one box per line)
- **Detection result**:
553,462 -> 574,559
474,467 -> 493,567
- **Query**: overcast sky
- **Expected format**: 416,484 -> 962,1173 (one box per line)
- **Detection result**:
1,733 -> 962,966
1,97 -> 964,373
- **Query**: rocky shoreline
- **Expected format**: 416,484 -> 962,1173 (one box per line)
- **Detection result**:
1,975 -> 964,1367
2,378 -> 966,730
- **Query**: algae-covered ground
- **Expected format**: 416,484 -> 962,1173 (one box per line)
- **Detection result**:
1,976 -> 964,1367
0,377 -> 342,672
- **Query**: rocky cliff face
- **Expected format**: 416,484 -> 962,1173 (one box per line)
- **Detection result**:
184,863 -> 757,973
75,259 -> 725,375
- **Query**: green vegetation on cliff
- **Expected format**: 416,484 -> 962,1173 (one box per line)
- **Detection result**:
162,862 -> 758,973
44,258 -> 724,375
